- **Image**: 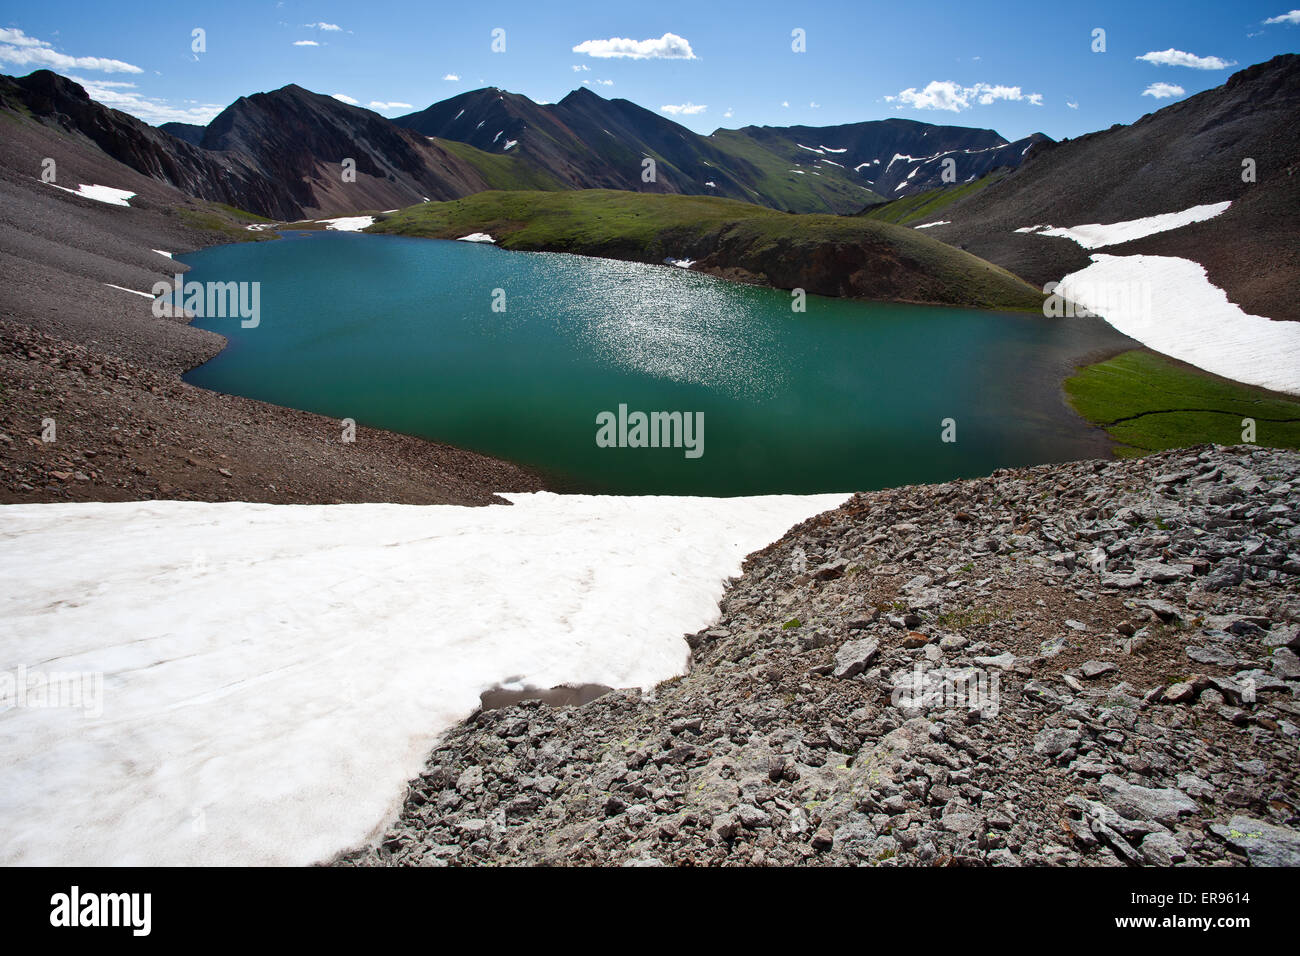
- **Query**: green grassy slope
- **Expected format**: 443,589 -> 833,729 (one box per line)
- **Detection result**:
369,189 -> 1043,311
432,137 -> 567,192
858,172 -> 1005,225
706,129 -> 884,213
1065,350 -> 1300,456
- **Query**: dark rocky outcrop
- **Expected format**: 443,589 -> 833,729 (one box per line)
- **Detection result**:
0,71 -> 496,220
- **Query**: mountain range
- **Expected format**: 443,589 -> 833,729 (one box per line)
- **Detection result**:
0,69 -> 1047,221
2,54 -> 1295,326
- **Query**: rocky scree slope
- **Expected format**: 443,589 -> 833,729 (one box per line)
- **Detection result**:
339,445 -> 1300,867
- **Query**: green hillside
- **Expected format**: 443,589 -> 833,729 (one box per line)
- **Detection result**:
369,189 -> 1044,311
858,172 -> 1005,225
1066,350 -> 1300,455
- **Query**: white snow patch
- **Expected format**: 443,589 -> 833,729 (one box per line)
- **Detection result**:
1057,253 -> 1300,394
796,144 -> 825,155
913,221 -> 951,229
1019,201 -> 1232,250
102,283 -> 154,299
456,233 -> 495,243
152,250 -> 173,259
503,139 -> 518,151
819,145 -> 847,154
788,169 -> 806,175
317,216 -> 375,232
0,492 -> 845,865
453,109 -> 465,120
886,153 -> 923,171
665,257 -> 696,268
45,182 -> 135,207
704,181 -> 717,188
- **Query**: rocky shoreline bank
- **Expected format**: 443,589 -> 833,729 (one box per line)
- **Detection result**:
0,318 -> 544,505
339,444 -> 1300,866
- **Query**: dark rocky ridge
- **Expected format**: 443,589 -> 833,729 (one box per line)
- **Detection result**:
198,84 -> 495,218
338,445 -> 1300,867
0,71 -> 496,220
393,87 -> 1049,214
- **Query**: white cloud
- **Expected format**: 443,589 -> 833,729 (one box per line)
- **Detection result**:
573,32 -> 696,60
723,107 -> 733,118
660,102 -> 707,115
1264,10 -> 1300,24
0,27 -> 141,74
331,93 -> 359,105
1067,100 -> 1079,109
572,64 -> 590,72
781,100 -> 789,108
442,73 -> 460,81
292,40 -> 320,47
1136,48 -> 1236,69
1142,82 -> 1186,99
369,101 -> 412,110
886,80 -> 1043,112
809,101 -> 820,108
75,79 -> 225,126
305,22 -> 342,31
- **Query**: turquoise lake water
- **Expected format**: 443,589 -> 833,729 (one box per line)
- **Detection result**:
179,231 -> 1133,494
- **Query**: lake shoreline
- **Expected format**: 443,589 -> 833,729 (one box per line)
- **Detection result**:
178,229 -> 1137,495
0,185 -> 548,506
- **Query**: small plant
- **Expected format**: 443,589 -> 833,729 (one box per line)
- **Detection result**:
782,618 -> 802,630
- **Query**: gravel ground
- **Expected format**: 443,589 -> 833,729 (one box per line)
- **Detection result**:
338,445 -> 1300,867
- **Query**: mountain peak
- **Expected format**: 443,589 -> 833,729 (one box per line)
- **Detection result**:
560,86 -> 605,104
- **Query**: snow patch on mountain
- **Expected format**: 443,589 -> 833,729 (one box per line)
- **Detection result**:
1017,202 -> 1232,249
317,216 -> 375,232
1057,253 -> 1300,394
44,182 -> 135,206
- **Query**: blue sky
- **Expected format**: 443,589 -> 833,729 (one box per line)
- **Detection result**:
1,0 -> 1296,140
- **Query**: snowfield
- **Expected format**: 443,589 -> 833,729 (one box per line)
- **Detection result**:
317,216 -> 376,232
0,492 -> 845,866
1057,254 -> 1300,394
1021,200 -> 1298,393
1016,201 -> 1231,249
455,232 -> 496,243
